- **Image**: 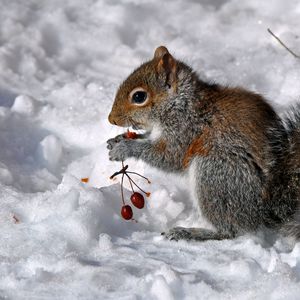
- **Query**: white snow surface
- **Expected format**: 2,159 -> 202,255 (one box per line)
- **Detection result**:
1,0 -> 300,299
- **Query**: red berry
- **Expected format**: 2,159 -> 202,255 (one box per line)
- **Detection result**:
121,205 -> 133,220
130,192 -> 145,209
125,131 -> 137,139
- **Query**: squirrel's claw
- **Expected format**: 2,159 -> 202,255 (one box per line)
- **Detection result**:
163,227 -> 232,241
163,227 -> 191,241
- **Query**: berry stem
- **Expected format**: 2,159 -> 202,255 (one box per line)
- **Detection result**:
120,173 -> 125,205
127,175 -> 135,193
126,171 -> 151,183
125,173 -> 149,196
110,164 -> 128,179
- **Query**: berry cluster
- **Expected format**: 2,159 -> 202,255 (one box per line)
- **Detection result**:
82,130 -> 150,221
110,161 -> 151,220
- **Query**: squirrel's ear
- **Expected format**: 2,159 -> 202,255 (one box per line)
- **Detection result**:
154,46 -> 169,59
154,46 -> 177,88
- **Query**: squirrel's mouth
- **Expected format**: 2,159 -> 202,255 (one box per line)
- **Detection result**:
129,117 -> 144,130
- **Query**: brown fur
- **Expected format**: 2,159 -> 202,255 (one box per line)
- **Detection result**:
183,127 -> 212,168
182,87 -> 277,176
154,139 -> 167,153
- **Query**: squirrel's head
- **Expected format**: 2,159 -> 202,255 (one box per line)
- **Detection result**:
108,46 -> 179,130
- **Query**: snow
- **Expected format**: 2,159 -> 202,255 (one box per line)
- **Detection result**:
0,0 -> 300,299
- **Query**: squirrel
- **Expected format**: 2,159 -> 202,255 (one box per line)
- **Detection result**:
107,46 -> 300,241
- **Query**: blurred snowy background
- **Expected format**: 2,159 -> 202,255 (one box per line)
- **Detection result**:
0,0 -> 300,299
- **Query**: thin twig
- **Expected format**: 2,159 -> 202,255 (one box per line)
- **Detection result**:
13,215 -> 20,224
125,173 -> 149,196
126,171 -> 151,183
127,175 -> 135,193
121,173 -> 125,205
110,165 -> 128,179
122,159 -> 135,193
268,28 -> 300,59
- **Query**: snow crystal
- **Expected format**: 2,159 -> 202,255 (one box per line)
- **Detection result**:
11,95 -> 37,115
37,134 -> 62,172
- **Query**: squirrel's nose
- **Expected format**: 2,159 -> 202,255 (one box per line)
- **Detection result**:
108,113 -> 117,125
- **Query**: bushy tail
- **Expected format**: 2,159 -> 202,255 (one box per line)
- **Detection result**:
278,104 -> 300,239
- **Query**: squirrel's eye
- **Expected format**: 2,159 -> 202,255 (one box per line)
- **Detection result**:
132,91 -> 147,104
129,86 -> 150,106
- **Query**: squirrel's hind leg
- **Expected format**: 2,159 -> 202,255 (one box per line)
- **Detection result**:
162,227 -> 234,241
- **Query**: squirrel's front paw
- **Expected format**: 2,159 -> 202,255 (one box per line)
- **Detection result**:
106,134 -> 125,150
108,140 -> 132,161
